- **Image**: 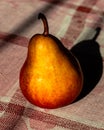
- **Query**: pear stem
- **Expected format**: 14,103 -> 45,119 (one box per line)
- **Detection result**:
38,13 -> 49,35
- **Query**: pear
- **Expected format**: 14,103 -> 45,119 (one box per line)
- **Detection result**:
20,13 -> 83,109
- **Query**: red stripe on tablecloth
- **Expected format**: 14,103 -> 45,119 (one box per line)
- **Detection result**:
0,30 -> 104,49
62,0 -> 98,44
0,32 -> 29,47
0,101 -> 103,130
40,0 -> 98,13
77,6 -> 91,13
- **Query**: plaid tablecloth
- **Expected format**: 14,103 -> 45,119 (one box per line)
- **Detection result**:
0,0 -> 104,130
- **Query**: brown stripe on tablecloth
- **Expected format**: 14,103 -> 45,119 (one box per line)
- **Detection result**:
0,89 -> 27,130
77,6 -> 91,13
0,32 -> 29,47
0,101 -> 103,130
0,30 -> 103,56
62,0 -> 99,44
41,0 -> 99,13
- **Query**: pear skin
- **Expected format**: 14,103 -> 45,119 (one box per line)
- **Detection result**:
20,13 -> 83,109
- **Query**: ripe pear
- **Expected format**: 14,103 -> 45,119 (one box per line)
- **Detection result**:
20,13 -> 83,109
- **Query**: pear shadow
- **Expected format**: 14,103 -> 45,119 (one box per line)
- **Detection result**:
70,29 -> 103,102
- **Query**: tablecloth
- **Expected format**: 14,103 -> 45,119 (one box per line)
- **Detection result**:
0,0 -> 104,130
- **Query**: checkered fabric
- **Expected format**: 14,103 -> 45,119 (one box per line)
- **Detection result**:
0,0 -> 104,130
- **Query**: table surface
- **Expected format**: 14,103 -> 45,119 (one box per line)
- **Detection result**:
0,0 -> 104,130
